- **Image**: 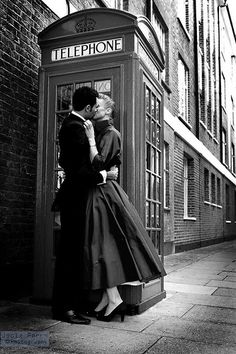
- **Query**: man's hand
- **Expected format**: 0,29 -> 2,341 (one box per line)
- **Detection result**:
107,166 -> 118,180
83,120 -> 95,141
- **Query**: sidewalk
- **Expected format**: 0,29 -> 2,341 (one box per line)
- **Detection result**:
0,239 -> 236,353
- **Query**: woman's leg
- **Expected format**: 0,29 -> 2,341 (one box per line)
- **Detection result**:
104,287 -> 123,316
94,291 -> 108,312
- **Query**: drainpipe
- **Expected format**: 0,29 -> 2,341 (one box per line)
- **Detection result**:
193,0 -> 199,139
218,1 -> 227,163
66,0 -> 70,15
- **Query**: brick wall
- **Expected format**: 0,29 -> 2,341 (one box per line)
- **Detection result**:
0,0 -> 100,297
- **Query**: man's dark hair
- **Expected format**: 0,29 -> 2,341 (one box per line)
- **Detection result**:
72,86 -> 98,111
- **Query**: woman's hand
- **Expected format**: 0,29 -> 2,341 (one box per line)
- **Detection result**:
83,120 -> 95,141
107,166 -> 118,180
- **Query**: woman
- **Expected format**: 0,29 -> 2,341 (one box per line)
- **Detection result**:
83,94 -> 166,322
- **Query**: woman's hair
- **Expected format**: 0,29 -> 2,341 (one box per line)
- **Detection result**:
72,86 -> 98,111
98,93 -> 115,114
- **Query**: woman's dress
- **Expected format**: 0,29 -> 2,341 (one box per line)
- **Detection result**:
82,120 -> 166,290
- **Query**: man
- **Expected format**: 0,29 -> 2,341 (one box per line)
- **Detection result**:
52,87 -> 117,325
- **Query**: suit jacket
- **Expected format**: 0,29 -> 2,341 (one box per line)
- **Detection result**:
54,113 -> 103,210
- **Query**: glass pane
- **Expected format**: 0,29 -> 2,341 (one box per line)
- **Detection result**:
156,204 -> 160,227
156,125 -> 160,147
156,98 -> 160,122
146,87 -> 150,113
156,177 -> 160,202
146,143 -> 151,170
57,84 -> 73,111
151,93 -> 155,117
156,151 -> 160,175
152,174 -> 156,200
146,201 -> 150,227
151,202 -> 156,227
146,172 -> 150,198
151,147 -> 155,172
75,82 -> 92,90
55,169 -> 65,191
94,80 -> 111,95
56,113 -> 66,138
151,230 -> 157,248
146,116 -> 151,141
152,119 -> 156,145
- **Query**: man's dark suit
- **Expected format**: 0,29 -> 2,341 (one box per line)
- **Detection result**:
52,112 -> 103,316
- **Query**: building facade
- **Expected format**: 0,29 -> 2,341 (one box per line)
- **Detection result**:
1,0 -> 236,297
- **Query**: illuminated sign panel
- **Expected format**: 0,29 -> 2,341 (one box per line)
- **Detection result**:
51,38 -> 123,61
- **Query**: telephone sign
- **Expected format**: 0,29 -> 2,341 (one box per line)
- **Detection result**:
51,37 -> 123,61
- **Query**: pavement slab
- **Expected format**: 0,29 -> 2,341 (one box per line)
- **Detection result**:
166,292 -> 236,309
165,276 -> 209,285
225,276 -> 236,282
145,336 -> 236,354
206,280 -> 236,289
213,288 -> 236,297
219,271 -> 236,278
182,304 -> 236,325
48,322 -> 160,354
142,317 -> 236,345
137,299 -> 194,319
164,282 -> 217,295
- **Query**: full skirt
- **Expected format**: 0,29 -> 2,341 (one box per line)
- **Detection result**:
82,180 -> 166,290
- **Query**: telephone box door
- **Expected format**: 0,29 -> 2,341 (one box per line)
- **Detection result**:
34,67 -> 121,299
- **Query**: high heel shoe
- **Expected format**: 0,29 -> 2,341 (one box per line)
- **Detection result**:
97,303 -> 126,322
94,306 -> 107,319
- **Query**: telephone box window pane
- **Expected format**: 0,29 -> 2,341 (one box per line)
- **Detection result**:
75,82 -> 92,89
156,177 -> 160,201
146,172 -> 150,198
151,94 -> 156,117
151,147 -> 155,172
57,84 -> 73,111
56,113 -> 66,138
151,203 -> 156,227
156,204 -> 160,227
152,119 -> 156,145
156,151 -> 160,175
156,99 -> 160,122
151,230 -> 157,248
146,116 -> 151,141
146,143 -> 151,170
151,174 -> 156,200
146,201 -> 150,227
94,80 -> 111,95
156,125 -> 160,147
146,87 -> 150,113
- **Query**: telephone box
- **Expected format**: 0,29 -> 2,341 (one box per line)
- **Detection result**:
34,8 -> 165,313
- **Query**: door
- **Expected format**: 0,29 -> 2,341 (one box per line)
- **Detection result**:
36,67 -> 121,299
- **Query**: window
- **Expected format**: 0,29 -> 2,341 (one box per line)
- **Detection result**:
231,97 -> 235,127
178,58 -> 190,123
222,128 -> 227,165
103,0 -> 123,9
226,184 -> 230,220
231,143 -> 235,174
235,190 -> 236,221
217,177 -> 221,206
146,1 -> 168,83
211,173 -> 216,204
184,156 -> 194,218
231,56 -> 236,86
42,0 -> 77,17
178,0 -> 189,32
221,73 -> 226,108
204,168 -> 210,202
164,143 -> 170,208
